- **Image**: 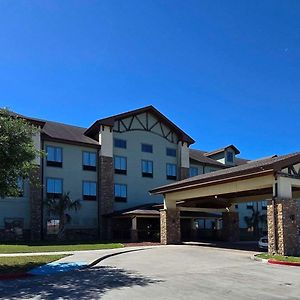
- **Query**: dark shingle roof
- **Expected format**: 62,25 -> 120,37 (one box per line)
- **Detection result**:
42,121 -> 99,147
150,152 -> 300,194
189,149 -> 227,168
204,144 -> 240,156
12,112 -> 99,147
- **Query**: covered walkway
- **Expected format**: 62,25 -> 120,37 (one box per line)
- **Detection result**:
150,152 -> 300,256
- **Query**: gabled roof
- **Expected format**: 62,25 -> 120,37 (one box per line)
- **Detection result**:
8,111 -> 46,128
85,105 -> 195,145
189,149 -> 227,168
11,111 -> 99,147
150,152 -> 300,195
204,145 -> 240,157
42,121 -> 99,147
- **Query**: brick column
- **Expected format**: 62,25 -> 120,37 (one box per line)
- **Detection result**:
267,198 -> 300,256
160,209 -> 181,244
222,212 -> 240,242
30,166 -> 43,241
98,155 -> 114,240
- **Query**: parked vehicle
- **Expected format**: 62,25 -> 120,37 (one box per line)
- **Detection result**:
258,236 -> 268,249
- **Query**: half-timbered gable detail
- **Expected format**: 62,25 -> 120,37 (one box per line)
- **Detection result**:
112,111 -> 179,144
85,105 -> 194,146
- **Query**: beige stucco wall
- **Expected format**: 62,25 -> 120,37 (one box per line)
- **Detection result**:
0,181 -> 30,229
43,141 -> 98,229
113,129 -> 179,211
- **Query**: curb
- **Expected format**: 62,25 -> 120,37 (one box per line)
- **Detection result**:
252,255 -> 300,267
87,248 -> 148,268
251,255 -> 268,264
268,259 -> 300,267
0,248 -> 148,281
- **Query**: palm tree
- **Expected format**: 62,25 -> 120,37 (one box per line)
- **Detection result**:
244,203 -> 266,238
44,192 -> 81,240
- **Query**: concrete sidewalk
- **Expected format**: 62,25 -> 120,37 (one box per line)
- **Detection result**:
0,246 -> 157,266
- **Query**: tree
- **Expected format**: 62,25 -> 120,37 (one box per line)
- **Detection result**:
244,203 -> 266,237
44,192 -> 81,240
0,108 -> 43,198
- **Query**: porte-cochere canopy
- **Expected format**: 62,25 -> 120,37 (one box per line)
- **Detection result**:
150,152 -> 300,256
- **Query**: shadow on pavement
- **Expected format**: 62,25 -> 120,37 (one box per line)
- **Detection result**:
183,241 -> 267,252
0,266 -> 163,299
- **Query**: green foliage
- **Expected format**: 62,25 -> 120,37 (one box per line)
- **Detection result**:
0,108 -> 43,198
256,253 -> 300,262
44,192 -> 82,239
244,204 -> 266,237
0,255 -> 67,275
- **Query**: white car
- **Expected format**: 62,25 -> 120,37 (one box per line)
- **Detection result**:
258,236 -> 268,250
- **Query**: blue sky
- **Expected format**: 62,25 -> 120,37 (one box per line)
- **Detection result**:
1,1 -> 300,159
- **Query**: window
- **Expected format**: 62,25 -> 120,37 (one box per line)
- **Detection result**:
114,138 -> 127,149
142,160 -> 153,178
114,184 -> 127,202
114,156 -> 127,175
46,146 -> 62,167
262,201 -> 267,210
226,151 -> 234,163
47,219 -> 60,235
17,177 -> 24,197
46,178 -> 63,198
83,181 -> 97,200
246,202 -> 254,209
166,148 -> 176,157
166,163 -> 177,180
82,151 -> 96,171
141,143 -> 153,153
189,167 -> 198,177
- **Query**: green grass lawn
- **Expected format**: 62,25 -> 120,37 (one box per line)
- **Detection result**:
0,242 -> 123,254
0,255 -> 67,275
257,253 -> 300,263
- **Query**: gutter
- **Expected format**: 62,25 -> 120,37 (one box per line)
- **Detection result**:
150,169 -> 274,195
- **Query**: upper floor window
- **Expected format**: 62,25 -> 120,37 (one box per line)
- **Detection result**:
46,178 -> 63,199
114,184 -> 127,202
114,138 -> 127,149
114,156 -> 127,175
46,146 -> 62,168
141,143 -> 153,153
83,181 -> 97,201
142,160 -> 153,178
82,151 -> 96,171
166,163 -> 177,180
226,151 -> 234,163
189,167 -> 199,177
166,148 -> 176,157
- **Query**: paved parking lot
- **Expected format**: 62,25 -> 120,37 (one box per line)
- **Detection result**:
1,245 -> 300,299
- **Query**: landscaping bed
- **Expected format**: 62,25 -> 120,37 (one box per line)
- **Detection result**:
256,253 -> 300,266
256,253 -> 300,263
0,242 -> 123,254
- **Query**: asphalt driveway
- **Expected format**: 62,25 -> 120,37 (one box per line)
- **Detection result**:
1,245 -> 300,299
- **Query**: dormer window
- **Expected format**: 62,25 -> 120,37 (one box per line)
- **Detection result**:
226,151 -> 234,163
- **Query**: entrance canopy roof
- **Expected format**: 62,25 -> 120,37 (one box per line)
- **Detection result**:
150,152 -> 300,208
